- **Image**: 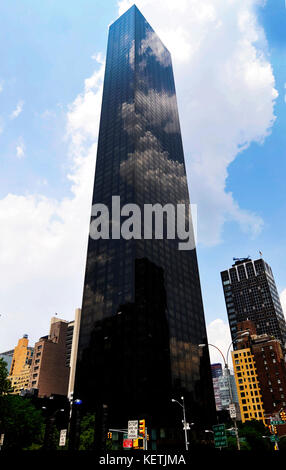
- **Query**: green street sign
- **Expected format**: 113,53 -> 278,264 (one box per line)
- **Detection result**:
213,424 -> 225,433
271,420 -> 284,425
270,435 -> 279,442
214,436 -> 228,448
213,424 -> 227,448
213,431 -> 225,437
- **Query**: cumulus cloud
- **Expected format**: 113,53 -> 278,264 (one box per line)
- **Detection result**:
0,57 -> 105,350
280,289 -> 286,316
16,141 -> 25,159
10,100 -> 24,119
118,0 -> 277,245
206,318 -> 233,368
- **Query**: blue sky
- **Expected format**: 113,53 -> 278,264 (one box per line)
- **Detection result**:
198,0 -> 286,325
0,0 -> 285,362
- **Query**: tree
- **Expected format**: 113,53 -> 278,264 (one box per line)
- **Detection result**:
79,413 -> 95,450
0,358 -> 13,395
237,420 -> 271,451
0,395 -> 44,450
226,436 -> 251,451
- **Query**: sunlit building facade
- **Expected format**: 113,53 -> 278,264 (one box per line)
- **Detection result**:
232,347 -> 265,423
8,335 -> 33,395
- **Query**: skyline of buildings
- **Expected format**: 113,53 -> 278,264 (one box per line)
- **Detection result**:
0,310 -> 81,401
0,3 -> 286,453
2,256 -> 286,446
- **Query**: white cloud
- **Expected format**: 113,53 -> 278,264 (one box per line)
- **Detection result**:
206,318 -> 233,367
16,141 -> 25,159
0,58 -> 105,350
91,52 -> 105,64
10,100 -> 24,119
280,289 -> 286,316
118,0 -> 277,245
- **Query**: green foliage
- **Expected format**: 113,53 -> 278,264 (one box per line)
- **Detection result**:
237,420 -> 272,451
106,438 -> 113,451
226,436 -> 251,451
0,357 -> 13,395
79,413 -> 95,450
0,395 -> 44,450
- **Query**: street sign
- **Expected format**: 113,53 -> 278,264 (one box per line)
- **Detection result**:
123,439 -> 133,449
229,403 -> 237,419
270,435 -> 279,442
128,420 -> 138,439
213,424 -> 227,448
271,420 -> 284,425
214,436 -> 228,447
59,429 -> 67,447
213,424 -> 225,432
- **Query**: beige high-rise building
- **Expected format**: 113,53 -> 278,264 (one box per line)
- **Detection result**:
8,335 -> 34,395
67,308 -> 81,400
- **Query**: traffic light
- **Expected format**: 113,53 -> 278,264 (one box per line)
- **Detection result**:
138,438 -> 144,449
280,411 -> 286,422
273,426 -> 277,434
133,438 -> 144,449
107,432 -> 112,439
139,419 -> 145,437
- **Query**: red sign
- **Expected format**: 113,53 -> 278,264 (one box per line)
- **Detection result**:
123,439 -> 133,448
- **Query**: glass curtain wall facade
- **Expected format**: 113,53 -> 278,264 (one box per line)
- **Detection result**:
73,5 -> 215,449
221,258 -> 286,348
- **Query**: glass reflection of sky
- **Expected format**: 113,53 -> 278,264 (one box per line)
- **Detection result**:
74,5 -> 215,438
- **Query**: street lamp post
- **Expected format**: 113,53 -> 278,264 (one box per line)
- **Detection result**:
68,397 -> 83,450
42,406 -> 65,450
171,396 -> 191,451
198,336 -> 250,452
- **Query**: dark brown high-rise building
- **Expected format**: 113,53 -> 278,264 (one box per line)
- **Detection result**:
236,320 -> 286,417
29,318 -> 70,397
221,257 -> 286,348
251,334 -> 286,416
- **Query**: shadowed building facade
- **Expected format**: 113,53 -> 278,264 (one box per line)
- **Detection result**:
73,5 -> 215,450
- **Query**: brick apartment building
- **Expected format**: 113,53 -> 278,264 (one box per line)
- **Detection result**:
29,318 -> 70,397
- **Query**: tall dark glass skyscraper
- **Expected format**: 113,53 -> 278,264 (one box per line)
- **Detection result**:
73,5 -> 215,449
221,257 -> 286,348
